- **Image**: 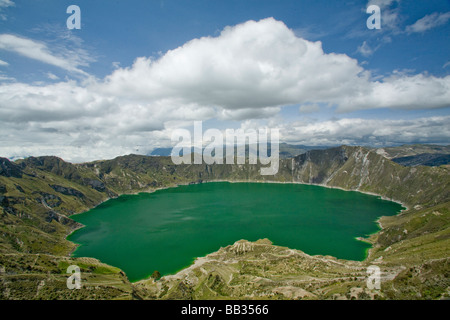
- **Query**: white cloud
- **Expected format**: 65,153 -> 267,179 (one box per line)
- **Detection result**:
0,71 -> 14,81
406,12 -> 450,33
0,18 -> 449,162
299,103 -> 320,113
3,114 -> 449,163
46,72 -> 59,80
357,41 -> 375,57
0,0 -> 13,20
337,73 -> 450,112
280,116 -> 450,146
0,81 -> 123,126
102,18 -> 370,111
0,0 -> 14,8
218,107 -> 281,121
0,144 -> 142,164
0,34 -> 90,75
100,18 -> 450,114
0,59 -> 8,66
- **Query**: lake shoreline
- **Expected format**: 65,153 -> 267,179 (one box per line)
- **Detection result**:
65,179 -> 406,283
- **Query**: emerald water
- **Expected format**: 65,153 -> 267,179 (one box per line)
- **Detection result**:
68,182 -> 403,282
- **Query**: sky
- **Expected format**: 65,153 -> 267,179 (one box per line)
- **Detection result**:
0,0 -> 449,162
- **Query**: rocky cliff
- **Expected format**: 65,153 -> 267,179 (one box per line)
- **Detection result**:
0,145 -> 448,299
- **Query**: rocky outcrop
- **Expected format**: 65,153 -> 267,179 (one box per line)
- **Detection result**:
287,146 -> 449,208
0,145 -> 448,300
50,184 -> 85,198
392,153 -> 450,167
0,195 -> 21,215
290,146 -> 349,184
83,178 -> 106,192
0,157 -> 22,178
33,192 -> 62,208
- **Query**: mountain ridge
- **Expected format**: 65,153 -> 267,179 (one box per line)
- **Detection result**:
0,145 -> 448,299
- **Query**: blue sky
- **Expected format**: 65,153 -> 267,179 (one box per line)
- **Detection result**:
0,0 -> 449,162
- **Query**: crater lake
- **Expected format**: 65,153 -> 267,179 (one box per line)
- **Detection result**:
68,182 -> 404,282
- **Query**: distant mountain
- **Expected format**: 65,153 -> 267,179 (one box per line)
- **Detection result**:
376,144 -> 450,159
149,147 -> 173,157
375,144 -> 450,167
278,143 -> 330,158
392,153 -> 450,167
150,143 -> 331,159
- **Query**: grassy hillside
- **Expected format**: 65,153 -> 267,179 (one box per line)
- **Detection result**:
0,145 -> 449,299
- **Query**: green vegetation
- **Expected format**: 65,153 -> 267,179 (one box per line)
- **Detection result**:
0,145 -> 449,299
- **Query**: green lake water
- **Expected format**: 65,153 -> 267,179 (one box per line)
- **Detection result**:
68,182 -> 404,282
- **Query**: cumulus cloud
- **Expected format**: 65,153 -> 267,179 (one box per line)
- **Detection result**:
0,81 -> 118,123
299,103 -> 321,113
406,12 -> 450,33
280,116 -> 450,146
99,18 -> 449,113
0,18 -> 449,162
338,73 -> 450,112
111,19 -> 365,110
218,107 -> 281,121
101,18 -> 317,109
